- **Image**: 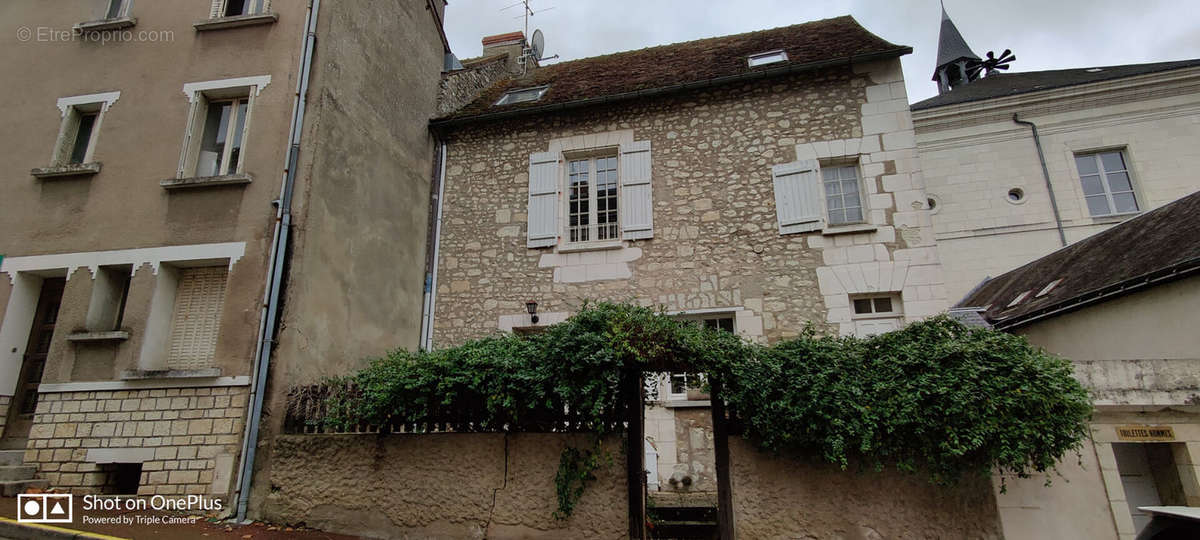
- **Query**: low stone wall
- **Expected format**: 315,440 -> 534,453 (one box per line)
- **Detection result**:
27,386 -> 247,496
729,437 -> 1004,539
259,433 -> 628,539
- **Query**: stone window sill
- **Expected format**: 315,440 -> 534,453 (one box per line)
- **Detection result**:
557,240 -> 624,253
160,173 -> 252,190
74,17 -> 137,33
193,13 -> 278,31
31,163 -> 101,179
66,331 -> 130,343
1089,212 -> 1140,225
822,223 -> 877,236
120,368 -> 222,380
663,400 -> 712,408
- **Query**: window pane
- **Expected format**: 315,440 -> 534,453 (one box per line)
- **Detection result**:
844,207 -> 863,222
829,209 -> 847,225
826,196 -> 842,210
69,113 -> 97,165
199,102 -> 233,176
568,160 -> 590,242
227,102 -> 248,173
670,374 -> 687,395
224,0 -> 247,16
1106,171 -> 1131,192
873,297 -> 893,313
106,0 -> 124,19
716,318 -> 734,332
843,191 -> 860,208
1100,151 -> 1125,173
824,180 -> 841,195
1085,195 -> 1111,216
853,298 -> 873,314
1080,175 -> 1105,196
1074,155 -> 1098,175
822,168 -> 837,181
842,179 -> 858,196
1113,193 -> 1138,213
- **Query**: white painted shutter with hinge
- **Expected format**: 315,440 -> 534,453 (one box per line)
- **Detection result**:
620,140 -> 653,240
209,0 -> 226,19
772,159 -> 825,234
527,151 -> 560,248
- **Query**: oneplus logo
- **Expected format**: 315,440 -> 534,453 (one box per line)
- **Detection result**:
17,494 -> 73,523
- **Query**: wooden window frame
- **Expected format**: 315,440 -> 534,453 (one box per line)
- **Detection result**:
563,152 -> 621,245
1074,149 -> 1140,217
850,293 -> 902,320
178,84 -> 259,179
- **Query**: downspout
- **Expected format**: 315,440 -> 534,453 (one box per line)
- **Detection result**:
233,0 -> 320,522
1012,113 -> 1067,247
420,141 -> 448,351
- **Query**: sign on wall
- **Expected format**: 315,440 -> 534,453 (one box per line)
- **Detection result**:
1115,425 -> 1175,442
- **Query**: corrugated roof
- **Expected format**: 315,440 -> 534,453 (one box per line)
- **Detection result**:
912,58 -> 1200,110
435,16 -> 908,123
932,7 -> 979,79
956,189 -> 1200,329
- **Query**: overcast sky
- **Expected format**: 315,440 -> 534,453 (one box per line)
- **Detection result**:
443,0 -> 1200,104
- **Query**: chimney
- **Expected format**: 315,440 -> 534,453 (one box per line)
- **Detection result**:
481,31 -> 534,74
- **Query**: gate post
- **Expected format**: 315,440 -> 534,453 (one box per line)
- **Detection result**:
625,370 -> 646,539
711,378 -> 735,539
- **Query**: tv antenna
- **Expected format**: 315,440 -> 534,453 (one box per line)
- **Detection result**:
501,0 -> 558,73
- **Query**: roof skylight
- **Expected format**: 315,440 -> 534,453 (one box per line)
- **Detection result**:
1007,290 -> 1032,308
494,85 -> 549,106
747,50 -> 788,68
1035,278 -> 1064,298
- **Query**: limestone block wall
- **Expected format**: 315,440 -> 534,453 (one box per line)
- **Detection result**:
259,433 -> 628,539
729,437 -> 1003,538
434,58 -> 946,346
0,395 -> 9,439
26,386 -> 247,496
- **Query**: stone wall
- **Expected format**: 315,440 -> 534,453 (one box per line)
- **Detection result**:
433,59 -> 946,347
729,437 -> 1003,538
259,433 -> 628,539
26,386 -> 247,496
439,56 -> 513,116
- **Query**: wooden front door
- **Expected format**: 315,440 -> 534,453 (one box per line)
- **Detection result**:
2,278 -> 65,449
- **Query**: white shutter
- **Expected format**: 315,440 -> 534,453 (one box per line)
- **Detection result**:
620,140 -> 653,240
527,151 -> 560,248
167,266 -> 228,370
209,0 -> 226,18
772,159 -> 825,234
178,98 -> 205,178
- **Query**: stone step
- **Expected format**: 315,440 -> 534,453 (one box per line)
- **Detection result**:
0,450 -> 25,466
0,466 -> 37,482
0,479 -> 48,497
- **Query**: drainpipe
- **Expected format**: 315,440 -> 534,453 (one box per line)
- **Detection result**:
233,0 -> 320,522
1012,113 -> 1067,247
419,141 -> 448,351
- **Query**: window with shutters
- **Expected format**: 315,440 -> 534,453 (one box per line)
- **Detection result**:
823,165 -> 865,225
566,155 -> 620,243
211,0 -> 270,17
772,158 -> 869,234
1074,150 -> 1139,217
166,266 -> 228,370
175,78 -> 268,180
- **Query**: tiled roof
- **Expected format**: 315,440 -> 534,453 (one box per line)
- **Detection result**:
436,16 -> 908,123
911,58 -> 1200,110
956,190 -> 1200,329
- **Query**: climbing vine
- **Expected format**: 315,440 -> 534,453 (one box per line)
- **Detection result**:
307,302 -> 1091,519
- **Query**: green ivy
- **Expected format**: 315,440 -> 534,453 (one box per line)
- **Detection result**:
313,302 -> 1091,518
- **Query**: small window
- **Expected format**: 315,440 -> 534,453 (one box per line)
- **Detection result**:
54,105 -> 103,166
747,50 -> 788,67
852,296 -> 898,316
1075,150 -> 1139,216
187,94 -> 251,177
167,266 -> 228,370
105,0 -> 128,19
495,86 -> 549,106
85,266 -> 132,332
223,0 -> 268,17
566,155 -> 620,243
823,165 -> 864,225
70,112 -> 99,165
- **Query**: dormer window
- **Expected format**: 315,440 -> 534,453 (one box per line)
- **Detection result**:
495,86 -> 549,106
747,50 -> 787,67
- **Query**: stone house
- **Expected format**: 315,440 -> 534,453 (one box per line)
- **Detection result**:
955,189 -> 1200,540
426,16 -> 948,498
913,7 -> 1200,300
0,0 -> 446,512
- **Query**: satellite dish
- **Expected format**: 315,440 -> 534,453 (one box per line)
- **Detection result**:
531,29 -> 545,60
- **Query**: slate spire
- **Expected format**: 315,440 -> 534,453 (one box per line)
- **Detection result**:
932,4 -> 980,94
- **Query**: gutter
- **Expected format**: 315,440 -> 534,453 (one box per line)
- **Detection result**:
419,141 -> 448,350
1012,113 -> 1067,247
429,47 -> 913,131
992,257 -> 1200,331
233,0 -> 320,522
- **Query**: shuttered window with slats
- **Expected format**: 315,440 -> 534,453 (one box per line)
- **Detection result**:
166,266 -> 228,370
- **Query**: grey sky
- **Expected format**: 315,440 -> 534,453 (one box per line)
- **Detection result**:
443,0 -> 1200,104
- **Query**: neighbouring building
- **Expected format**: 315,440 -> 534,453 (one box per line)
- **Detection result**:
0,0 -> 446,509
955,189 -> 1200,540
912,7 -> 1200,301
424,15 -> 949,516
